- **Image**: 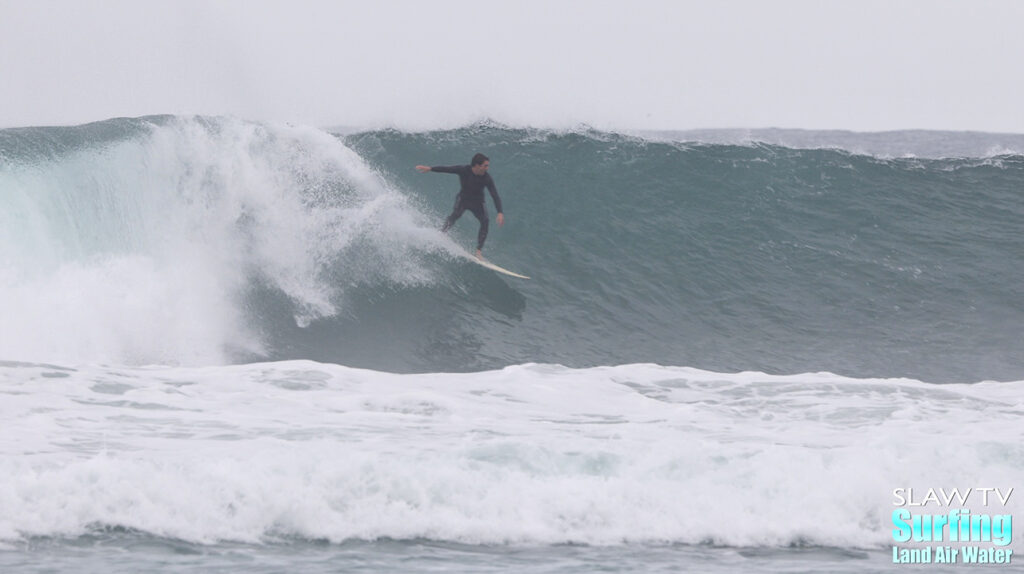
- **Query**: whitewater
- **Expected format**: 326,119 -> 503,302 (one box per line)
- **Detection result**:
1,116 -> 1022,573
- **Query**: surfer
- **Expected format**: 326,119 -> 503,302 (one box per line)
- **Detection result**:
416,153 -> 504,259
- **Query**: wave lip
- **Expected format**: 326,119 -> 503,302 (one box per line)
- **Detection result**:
632,127 -> 1024,159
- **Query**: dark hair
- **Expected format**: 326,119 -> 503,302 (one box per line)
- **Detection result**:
471,153 -> 490,166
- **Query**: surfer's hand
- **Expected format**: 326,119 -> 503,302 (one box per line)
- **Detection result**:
415,165 -> 431,173
497,213 -> 504,226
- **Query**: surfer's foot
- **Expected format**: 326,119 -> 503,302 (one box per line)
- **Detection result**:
475,249 -> 484,260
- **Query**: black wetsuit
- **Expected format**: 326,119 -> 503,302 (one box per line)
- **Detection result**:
431,165 -> 503,250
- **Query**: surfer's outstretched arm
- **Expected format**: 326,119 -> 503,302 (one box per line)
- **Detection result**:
417,165 -> 464,174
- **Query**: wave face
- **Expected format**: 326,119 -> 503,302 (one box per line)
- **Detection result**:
2,117 -> 1023,382
344,125 -> 1024,382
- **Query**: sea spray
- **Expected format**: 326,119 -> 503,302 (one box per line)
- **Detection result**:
0,117 -> 446,365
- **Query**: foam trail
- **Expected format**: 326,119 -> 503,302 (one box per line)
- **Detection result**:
1,361 -> 1022,548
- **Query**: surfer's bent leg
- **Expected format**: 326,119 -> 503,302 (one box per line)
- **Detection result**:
466,203 -> 489,250
442,197 -> 466,233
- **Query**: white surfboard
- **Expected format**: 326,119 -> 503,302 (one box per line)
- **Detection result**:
463,251 -> 530,279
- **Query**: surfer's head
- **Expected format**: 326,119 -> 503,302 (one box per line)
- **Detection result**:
471,153 -> 490,175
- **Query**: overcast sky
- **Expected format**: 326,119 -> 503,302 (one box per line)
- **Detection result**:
2,0 -> 1022,132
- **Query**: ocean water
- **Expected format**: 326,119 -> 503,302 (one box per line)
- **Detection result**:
1,116 -> 1022,572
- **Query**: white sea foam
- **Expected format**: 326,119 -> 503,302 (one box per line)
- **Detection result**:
0,117 -> 447,365
2,361 -> 1021,548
